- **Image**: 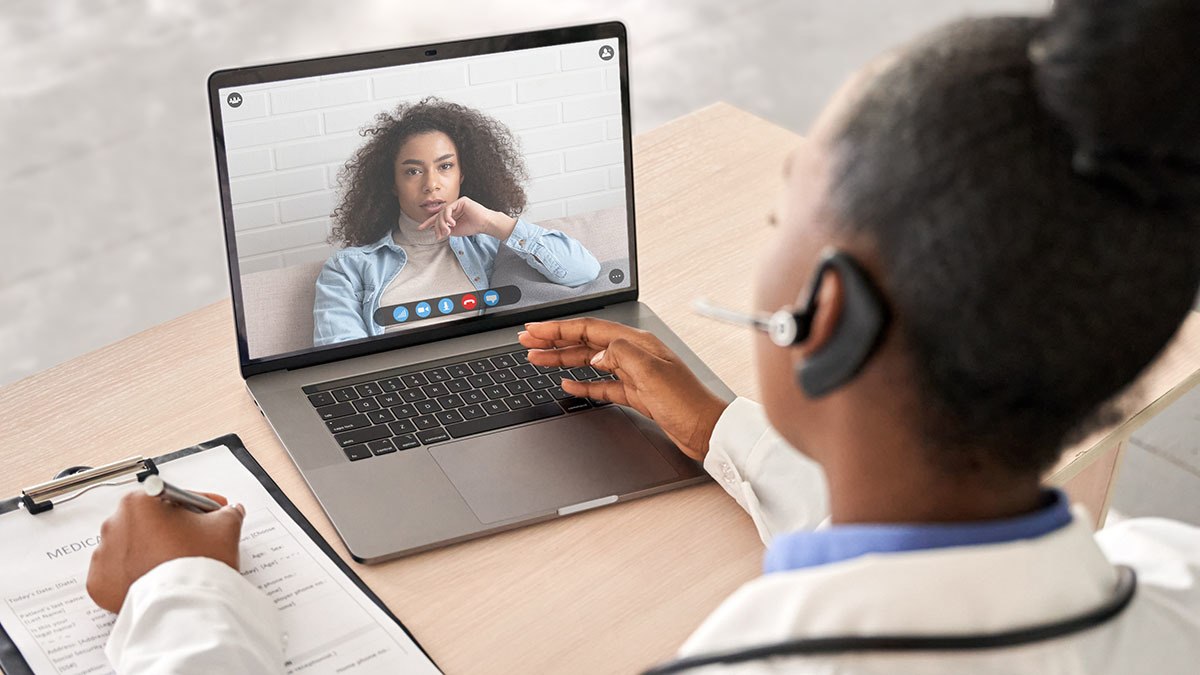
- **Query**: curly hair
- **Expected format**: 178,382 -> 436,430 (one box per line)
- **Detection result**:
329,97 -> 528,247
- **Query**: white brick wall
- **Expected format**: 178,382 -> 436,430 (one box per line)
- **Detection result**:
219,38 -> 625,274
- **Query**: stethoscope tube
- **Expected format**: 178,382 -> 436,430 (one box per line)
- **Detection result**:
643,565 -> 1136,675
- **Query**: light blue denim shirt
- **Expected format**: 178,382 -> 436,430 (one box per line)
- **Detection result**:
313,218 -> 600,346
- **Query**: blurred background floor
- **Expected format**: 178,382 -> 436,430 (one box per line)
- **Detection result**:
2,0 -> 1195,524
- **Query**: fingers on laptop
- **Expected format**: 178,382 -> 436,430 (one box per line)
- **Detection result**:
562,378 -> 629,406
526,344 -> 597,367
521,318 -> 672,357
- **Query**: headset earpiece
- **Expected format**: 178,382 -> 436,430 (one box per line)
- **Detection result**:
796,250 -> 889,398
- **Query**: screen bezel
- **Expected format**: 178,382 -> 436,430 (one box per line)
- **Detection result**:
207,22 -> 637,379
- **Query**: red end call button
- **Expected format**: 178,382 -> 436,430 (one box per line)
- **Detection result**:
461,294 -> 478,310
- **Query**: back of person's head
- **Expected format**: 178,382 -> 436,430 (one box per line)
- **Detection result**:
826,0 -> 1200,475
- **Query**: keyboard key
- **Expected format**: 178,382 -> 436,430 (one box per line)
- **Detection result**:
504,394 -> 532,410
437,394 -> 465,409
444,403 -> 564,439
401,389 -> 427,403
326,414 -> 371,434
380,377 -> 405,392
482,400 -> 509,415
353,398 -> 381,413
469,359 -> 495,373
415,400 -> 441,415
413,414 -> 440,430
436,410 -> 465,425
446,379 -> 471,393
393,434 -> 421,450
389,420 -> 417,434
467,374 -> 494,388
401,373 -> 429,387
509,350 -> 530,364
490,354 -> 517,369
511,364 -> 537,379
483,385 -> 508,400
307,392 -> 335,407
462,390 -> 487,404
527,390 -> 553,406
356,382 -> 382,397
447,364 -> 473,378
316,402 -> 356,420
368,439 -> 397,456
367,409 -> 395,424
377,392 -> 403,407
424,368 -> 451,383
600,374 -> 618,381
590,398 -> 613,407
460,404 -> 487,420
391,404 -> 418,419
491,369 -> 516,384
549,386 -> 572,400
505,381 -> 532,395
422,383 -> 449,398
343,444 -> 372,462
569,366 -> 599,380
559,397 -> 593,413
528,375 -> 555,390
416,428 -> 451,445
333,387 -> 359,402
334,425 -> 390,448
534,365 -> 560,375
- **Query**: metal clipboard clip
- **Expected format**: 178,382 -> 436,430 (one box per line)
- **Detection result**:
20,456 -> 160,515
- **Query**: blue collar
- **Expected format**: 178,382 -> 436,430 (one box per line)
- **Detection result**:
763,489 -> 1073,574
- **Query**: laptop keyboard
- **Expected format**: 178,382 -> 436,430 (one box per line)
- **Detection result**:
302,344 -> 615,462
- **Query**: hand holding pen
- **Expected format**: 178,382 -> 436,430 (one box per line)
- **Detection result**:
85,479 -> 245,613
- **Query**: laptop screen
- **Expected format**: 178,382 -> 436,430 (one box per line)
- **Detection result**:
212,30 -> 632,364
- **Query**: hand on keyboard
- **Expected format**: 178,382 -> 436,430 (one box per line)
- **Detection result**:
519,318 -> 729,461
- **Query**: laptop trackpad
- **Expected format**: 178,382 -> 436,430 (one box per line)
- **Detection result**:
428,407 -> 679,524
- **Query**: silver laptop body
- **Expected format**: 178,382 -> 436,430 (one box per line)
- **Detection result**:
208,22 -> 732,563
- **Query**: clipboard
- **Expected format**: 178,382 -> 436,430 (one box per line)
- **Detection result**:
0,434 -> 440,675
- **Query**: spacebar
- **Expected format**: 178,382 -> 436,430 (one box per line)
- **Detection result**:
444,403 -> 565,439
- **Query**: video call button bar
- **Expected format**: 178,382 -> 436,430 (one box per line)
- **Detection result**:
373,285 -> 522,327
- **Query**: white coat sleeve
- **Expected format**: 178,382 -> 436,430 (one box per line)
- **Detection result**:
105,557 -> 285,674
702,397 -> 830,545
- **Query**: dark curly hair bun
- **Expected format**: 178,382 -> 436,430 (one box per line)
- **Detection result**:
1031,0 -> 1200,206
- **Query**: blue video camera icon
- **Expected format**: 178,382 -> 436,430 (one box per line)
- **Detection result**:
415,302 -> 432,318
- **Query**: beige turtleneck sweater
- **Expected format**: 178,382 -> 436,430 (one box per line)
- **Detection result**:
379,212 -> 477,331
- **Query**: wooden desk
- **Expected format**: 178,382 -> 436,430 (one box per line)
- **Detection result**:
2,103 -> 1199,674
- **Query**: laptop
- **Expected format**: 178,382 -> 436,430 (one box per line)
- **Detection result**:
207,22 -> 733,563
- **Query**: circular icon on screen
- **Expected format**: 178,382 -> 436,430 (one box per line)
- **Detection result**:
393,306 -> 409,322
608,269 -> 625,284
483,290 -> 500,306
461,294 -> 478,310
598,45 -> 615,61
437,298 -> 454,315
227,92 -> 243,108
415,302 -> 432,318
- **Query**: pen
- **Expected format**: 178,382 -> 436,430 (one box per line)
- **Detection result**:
142,475 -> 223,513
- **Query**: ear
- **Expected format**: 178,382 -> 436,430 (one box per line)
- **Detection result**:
795,269 -> 842,360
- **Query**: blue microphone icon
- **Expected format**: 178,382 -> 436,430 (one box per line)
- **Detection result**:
437,298 -> 454,315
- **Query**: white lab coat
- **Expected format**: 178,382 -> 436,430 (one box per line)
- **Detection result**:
105,397 -> 1200,674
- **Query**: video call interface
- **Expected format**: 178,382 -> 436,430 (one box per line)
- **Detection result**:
219,38 -> 631,360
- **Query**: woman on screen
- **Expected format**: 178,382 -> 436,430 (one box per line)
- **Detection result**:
313,97 -> 601,346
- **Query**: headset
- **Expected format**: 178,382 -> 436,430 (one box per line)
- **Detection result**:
642,565 -> 1136,674
695,248 -> 889,398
